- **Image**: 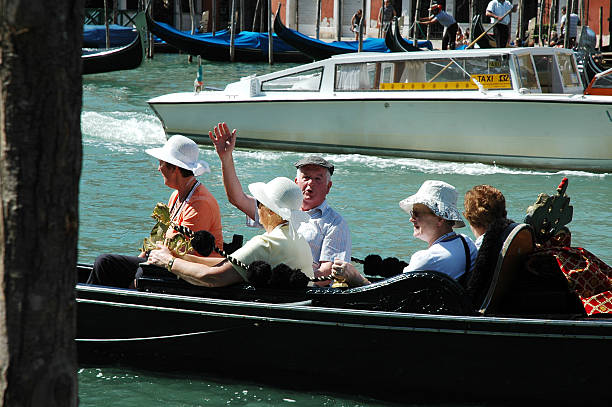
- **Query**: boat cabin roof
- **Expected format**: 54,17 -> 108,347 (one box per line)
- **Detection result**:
240,47 -> 584,97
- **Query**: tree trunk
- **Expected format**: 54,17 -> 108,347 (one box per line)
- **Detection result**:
0,0 -> 81,405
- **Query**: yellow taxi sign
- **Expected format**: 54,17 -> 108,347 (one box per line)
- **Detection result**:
471,73 -> 512,88
380,73 -> 512,91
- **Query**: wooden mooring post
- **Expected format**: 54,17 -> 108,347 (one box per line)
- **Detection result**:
413,0 -> 421,46
268,0 -> 273,64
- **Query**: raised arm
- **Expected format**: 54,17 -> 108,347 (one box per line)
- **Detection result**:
209,122 -> 257,220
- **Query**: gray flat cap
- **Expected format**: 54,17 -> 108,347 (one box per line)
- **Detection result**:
294,155 -> 334,175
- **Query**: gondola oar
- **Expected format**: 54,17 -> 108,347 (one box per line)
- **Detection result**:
428,6 -> 516,83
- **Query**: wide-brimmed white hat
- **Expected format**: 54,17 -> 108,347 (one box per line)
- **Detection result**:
399,180 -> 465,228
146,135 -> 210,176
248,177 -> 309,227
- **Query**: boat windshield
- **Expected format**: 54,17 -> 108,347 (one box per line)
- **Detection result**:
556,53 -> 581,88
592,70 -> 612,89
260,67 -> 324,91
516,54 -> 540,91
334,55 -> 512,91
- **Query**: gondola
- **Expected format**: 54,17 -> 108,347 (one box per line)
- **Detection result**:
83,24 -> 138,48
472,14 -> 496,49
583,52 -> 605,82
76,180 -> 611,404
384,18 -> 430,52
273,7 -> 390,61
145,12 -> 311,63
82,13 -> 147,75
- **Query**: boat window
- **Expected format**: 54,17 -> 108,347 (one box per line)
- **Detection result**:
516,54 -> 539,90
335,63 -> 378,91
533,55 -> 553,93
260,67 -> 323,91
377,56 -> 512,91
556,54 -> 581,88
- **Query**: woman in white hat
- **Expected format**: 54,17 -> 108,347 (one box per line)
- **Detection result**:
398,180 -> 477,280
147,177 -> 314,287
87,135 -> 223,287
333,180 -> 477,286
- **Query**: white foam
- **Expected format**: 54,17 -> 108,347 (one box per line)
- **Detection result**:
81,111 -> 166,153
319,154 -> 609,178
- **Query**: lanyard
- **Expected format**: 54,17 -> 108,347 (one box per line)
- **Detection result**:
169,180 -> 200,224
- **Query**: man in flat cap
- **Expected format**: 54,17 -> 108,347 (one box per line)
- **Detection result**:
209,123 -> 351,281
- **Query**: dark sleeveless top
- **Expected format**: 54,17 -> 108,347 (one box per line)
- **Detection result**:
382,6 -> 394,22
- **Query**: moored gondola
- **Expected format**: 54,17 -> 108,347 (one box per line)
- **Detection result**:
394,19 -> 433,51
472,14 -> 496,49
83,24 -> 138,48
273,6 -> 390,61
82,13 -> 147,75
145,11 -> 311,63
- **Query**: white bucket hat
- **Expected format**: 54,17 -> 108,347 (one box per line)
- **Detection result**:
399,180 -> 465,228
146,135 -> 210,176
248,177 -> 309,235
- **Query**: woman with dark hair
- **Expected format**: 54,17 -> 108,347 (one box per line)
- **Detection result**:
463,184 -> 508,249
463,184 -> 514,308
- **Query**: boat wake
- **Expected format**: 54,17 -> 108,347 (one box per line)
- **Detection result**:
81,111 -> 166,153
232,151 -> 609,178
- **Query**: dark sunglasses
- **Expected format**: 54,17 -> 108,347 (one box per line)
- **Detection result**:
410,208 -> 433,219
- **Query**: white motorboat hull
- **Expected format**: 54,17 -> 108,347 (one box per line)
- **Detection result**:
149,95 -> 612,171
149,48 -> 612,171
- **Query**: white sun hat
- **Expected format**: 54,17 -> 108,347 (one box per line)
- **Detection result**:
146,135 -> 210,176
248,177 -> 310,235
399,180 -> 465,228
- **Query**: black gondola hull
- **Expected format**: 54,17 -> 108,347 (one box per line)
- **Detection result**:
82,30 -> 144,75
146,12 -> 311,63
472,14 -> 496,49
77,265 -> 611,404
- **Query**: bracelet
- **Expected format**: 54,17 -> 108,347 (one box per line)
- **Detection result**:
167,257 -> 175,272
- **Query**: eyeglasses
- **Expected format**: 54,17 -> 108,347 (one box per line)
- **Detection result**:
410,208 -> 433,219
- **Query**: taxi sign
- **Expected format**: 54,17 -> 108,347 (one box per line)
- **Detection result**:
380,73 -> 512,90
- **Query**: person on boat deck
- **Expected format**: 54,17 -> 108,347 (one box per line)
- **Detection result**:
351,9 -> 363,41
462,185 -> 514,308
332,180 -> 477,287
209,123 -> 351,283
485,0 -> 517,48
86,135 -> 224,288
146,177 -> 314,287
377,0 -> 396,37
418,4 -> 458,50
558,6 -> 580,48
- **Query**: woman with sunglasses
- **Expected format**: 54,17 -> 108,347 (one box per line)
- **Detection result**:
333,180 -> 477,287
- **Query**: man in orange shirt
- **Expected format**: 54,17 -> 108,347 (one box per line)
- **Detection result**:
87,135 -> 224,288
